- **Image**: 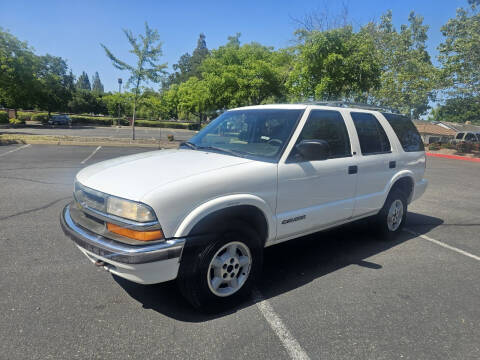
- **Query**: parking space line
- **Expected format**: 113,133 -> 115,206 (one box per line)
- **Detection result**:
404,228 -> 480,261
80,146 -> 102,164
0,144 -> 31,158
253,289 -> 310,360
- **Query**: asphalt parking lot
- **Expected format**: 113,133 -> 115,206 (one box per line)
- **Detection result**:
1,144 -> 479,360
0,124 -> 197,142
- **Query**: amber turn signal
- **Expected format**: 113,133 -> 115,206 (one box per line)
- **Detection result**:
107,223 -> 164,241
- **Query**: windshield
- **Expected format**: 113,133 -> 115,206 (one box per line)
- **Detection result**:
185,109 -> 303,161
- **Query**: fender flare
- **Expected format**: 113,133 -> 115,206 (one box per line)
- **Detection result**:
384,170 -> 415,203
173,194 -> 275,241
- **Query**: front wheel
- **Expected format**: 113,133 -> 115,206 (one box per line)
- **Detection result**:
375,188 -> 407,240
177,221 -> 263,310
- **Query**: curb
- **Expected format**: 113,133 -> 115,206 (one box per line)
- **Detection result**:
426,152 -> 480,163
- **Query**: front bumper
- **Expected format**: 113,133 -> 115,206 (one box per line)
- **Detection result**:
61,204 -> 185,284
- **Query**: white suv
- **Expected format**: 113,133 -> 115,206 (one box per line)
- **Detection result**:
61,103 -> 428,309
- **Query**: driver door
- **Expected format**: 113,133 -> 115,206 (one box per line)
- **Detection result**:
276,109 -> 358,241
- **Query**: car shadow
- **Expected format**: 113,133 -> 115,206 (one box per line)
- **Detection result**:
113,211 -> 443,322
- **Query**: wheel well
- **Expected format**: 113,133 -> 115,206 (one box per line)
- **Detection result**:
391,176 -> 414,203
188,205 -> 269,244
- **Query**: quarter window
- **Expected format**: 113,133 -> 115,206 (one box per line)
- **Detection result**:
290,110 -> 351,160
382,113 -> 424,152
351,112 -> 391,155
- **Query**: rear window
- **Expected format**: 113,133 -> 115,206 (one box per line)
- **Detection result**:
351,112 -> 391,155
382,113 -> 424,152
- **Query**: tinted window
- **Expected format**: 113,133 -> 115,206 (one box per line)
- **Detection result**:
382,113 -> 424,152
465,133 -> 477,141
351,112 -> 391,155
290,110 -> 351,160
456,133 -> 464,139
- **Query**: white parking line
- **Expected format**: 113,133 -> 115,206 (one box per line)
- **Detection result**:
0,144 -> 31,158
80,146 -> 102,164
253,289 -> 310,360
404,228 -> 480,261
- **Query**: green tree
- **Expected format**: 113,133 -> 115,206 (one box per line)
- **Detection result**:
76,71 -> 91,91
165,33 -> 209,86
68,90 -> 107,114
101,22 -> 167,139
367,11 -> 439,117
91,71 -> 104,94
430,97 -> 480,124
438,3 -> 480,98
287,26 -> 380,101
0,28 -> 39,109
36,55 -> 75,117
103,92 -> 133,118
159,84 -> 180,119
177,77 -> 211,123
200,39 -> 289,109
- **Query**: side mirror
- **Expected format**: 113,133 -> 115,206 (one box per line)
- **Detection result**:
295,140 -> 330,161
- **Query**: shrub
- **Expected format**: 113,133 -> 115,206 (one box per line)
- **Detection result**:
134,120 -> 200,130
167,134 -> 175,141
456,141 -> 473,153
428,143 -> 440,151
9,118 -> 25,126
0,111 -> 8,124
17,112 -> 33,121
31,113 -> 49,123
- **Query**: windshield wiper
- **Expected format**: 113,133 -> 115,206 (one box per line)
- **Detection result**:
180,141 -> 198,150
197,145 -> 246,158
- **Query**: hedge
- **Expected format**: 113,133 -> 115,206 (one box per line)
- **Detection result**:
9,118 -> 25,125
0,111 -> 8,124
31,113 -> 49,123
134,120 -> 200,130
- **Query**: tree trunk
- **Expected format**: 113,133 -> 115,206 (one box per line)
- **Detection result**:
132,97 -> 137,140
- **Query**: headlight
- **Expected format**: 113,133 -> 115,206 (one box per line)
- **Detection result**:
106,197 -> 157,222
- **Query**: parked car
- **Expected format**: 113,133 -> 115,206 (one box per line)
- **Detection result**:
61,103 -> 428,309
451,131 -> 479,144
48,114 -> 71,126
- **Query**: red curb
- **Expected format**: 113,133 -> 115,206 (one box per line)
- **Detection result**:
426,152 -> 480,163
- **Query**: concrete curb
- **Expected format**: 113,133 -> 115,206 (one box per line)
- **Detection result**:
0,135 -> 180,149
426,152 -> 480,163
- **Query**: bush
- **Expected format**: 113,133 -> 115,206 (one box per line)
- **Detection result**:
135,120 -> 200,130
0,111 -> 8,124
31,113 -> 49,123
428,143 -> 440,151
167,134 -> 174,141
456,142 -> 473,153
70,115 -> 129,126
17,112 -> 33,121
9,118 -> 25,126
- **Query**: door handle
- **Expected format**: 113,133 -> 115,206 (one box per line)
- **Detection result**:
389,161 -> 396,169
348,165 -> 358,174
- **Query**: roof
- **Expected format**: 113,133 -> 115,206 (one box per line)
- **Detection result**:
440,121 -> 480,133
414,121 -> 456,136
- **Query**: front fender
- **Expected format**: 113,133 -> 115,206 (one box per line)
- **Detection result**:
173,194 -> 275,241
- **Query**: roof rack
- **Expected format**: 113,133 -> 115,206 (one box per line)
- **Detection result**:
301,101 -> 401,114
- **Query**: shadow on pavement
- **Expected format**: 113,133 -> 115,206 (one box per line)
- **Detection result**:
114,211 -> 443,322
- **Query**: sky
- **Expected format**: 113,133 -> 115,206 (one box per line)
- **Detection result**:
0,0 -> 469,92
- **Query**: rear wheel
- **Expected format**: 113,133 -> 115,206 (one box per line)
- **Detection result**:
375,188 -> 407,240
177,221 -> 263,310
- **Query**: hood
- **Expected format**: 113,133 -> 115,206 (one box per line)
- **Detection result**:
76,149 -> 253,201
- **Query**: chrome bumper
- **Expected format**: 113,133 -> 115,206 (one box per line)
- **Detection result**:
60,204 -> 185,264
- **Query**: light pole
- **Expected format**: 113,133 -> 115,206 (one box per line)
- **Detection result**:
117,78 -> 122,126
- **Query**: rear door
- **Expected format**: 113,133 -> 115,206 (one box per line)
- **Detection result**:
349,111 -> 398,217
276,109 -> 358,240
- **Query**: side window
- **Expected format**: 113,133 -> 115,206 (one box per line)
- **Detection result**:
456,133 -> 464,140
465,133 -> 477,141
382,113 -> 424,152
290,110 -> 351,161
351,112 -> 391,155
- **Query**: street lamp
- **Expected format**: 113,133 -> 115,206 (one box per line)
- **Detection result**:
117,78 -> 122,126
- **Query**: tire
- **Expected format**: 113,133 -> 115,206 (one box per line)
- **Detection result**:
177,220 -> 263,311
375,188 -> 407,240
